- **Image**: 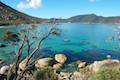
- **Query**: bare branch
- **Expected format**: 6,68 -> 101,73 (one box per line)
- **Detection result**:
16,26 -> 54,80
26,36 -> 30,57
7,35 -> 26,80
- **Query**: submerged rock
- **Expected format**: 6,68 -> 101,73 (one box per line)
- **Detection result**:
10,42 -> 17,46
3,31 -> 19,42
0,43 -> 6,48
106,55 -> 112,59
55,54 -> 67,64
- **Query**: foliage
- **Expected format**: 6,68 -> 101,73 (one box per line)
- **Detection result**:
33,67 -> 57,80
91,67 -> 120,80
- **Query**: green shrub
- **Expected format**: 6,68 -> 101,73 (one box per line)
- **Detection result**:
91,67 -> 120,80
33,67 -> 57,80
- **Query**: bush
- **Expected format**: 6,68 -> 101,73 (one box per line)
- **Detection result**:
33,67 -> 57,80
91,67 -> 120,80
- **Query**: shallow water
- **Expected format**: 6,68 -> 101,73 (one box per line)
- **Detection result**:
0,23 -> 120,63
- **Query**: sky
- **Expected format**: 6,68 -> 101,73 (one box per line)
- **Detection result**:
1,0 -> 120,18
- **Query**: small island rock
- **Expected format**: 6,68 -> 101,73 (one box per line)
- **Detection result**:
55,54 -> 67,64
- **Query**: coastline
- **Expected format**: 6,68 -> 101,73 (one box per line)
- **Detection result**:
0,54 -> 120,80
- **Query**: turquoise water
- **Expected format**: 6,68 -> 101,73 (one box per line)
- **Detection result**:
44,23 -> 119,51
0,23 -> 120,63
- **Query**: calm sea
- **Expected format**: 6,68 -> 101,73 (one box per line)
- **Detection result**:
0,23 -> 120,63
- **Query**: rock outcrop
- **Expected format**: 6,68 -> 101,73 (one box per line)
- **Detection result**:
0,65 -> 10,75
35,58 -> 54,68
89,59 -> 120,72
55,54 -> 67,64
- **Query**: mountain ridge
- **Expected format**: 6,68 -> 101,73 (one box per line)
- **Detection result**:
67,14 -> 120,23
0,1 -> 120,25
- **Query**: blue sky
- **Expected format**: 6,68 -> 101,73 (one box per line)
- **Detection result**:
1,0 -> 120,18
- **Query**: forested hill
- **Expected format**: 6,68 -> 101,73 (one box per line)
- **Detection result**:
0,1 -> 48,25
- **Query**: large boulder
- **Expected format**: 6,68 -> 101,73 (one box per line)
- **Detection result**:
71,71 -> 82,80
78,61 -> 86,69
35,58 -> 54,68
19,58 -> 32,70
0,65 -> 10,75
55,54 -> 67,64
53,63 -> 63,71
58,72 -> 72,80
89,59 -> 120,72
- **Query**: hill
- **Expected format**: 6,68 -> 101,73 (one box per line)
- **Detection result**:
67,14 -> 120,23
0,1 -> 48,25
49,14 -> 120,23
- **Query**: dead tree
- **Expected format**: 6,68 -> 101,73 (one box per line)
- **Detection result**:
7,22 -> 61,80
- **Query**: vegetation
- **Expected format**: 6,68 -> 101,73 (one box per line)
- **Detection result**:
91,67 -> 120,80
33,67 -> 57,80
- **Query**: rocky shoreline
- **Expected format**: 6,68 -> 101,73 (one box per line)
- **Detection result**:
0,53 -> 120,80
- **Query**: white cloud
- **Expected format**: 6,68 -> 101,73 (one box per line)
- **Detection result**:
17,0 -> 42,10
89,0 -> 97,2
